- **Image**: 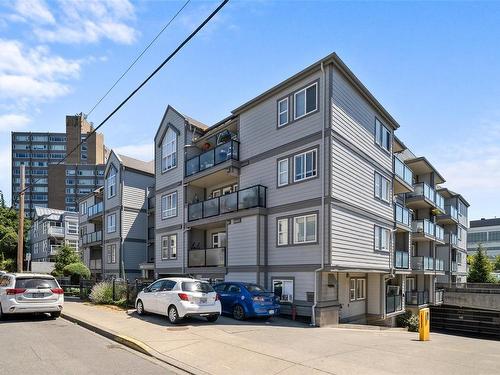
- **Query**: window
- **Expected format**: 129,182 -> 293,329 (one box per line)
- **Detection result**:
294,149 -> 317,182
374,225 -> 390,251
272,279 -> 294,302
278,97 -> 289,127
80,202 -> 87,215
107,244 -> 116,264
161,128 -> 177,172
277,158 -> 289,187
374,172 -> 390,202
50,144 -> 66,150
107,213 -> 116,233
406,278 -> 415,292
107,166 -> 117,198
489,231 -> 500,242
277,218 -> 288,246
350,278 -> 366,301
468,232 -> 487,243
293,214 -> 317,244
375,118 -> 391,152
212,232 -> 226,248
294,82 -> 317,120
161,192 -> 177,219
67,222 -> 78,235
161,234 -> 177,260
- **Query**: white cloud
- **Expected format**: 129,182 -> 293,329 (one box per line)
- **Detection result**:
0,148 -> 12,205
0,39 -> 79,101
12,0 -> 55,25
0,113 -> 31,132
114,143 -> 154,162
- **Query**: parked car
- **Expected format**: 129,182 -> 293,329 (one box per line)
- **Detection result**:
214,282 -> 280,320
0,273 -> 64,319
135,277 -> 221,324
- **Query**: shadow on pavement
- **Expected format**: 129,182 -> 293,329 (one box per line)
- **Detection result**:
0,313 -> 56,324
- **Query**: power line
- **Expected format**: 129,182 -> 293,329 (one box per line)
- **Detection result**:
86,0 -> 191,117
13,0 -> 230,213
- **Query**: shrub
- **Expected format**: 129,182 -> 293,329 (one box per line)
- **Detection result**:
63,262 -> 91,284
89,281 -> 127,306
396,310 -> 419,332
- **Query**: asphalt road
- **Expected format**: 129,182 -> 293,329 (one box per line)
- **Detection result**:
0,313 -> 181,375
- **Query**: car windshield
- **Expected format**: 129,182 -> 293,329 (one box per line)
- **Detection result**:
15,278 -> 58,289
245,284 -> 266,293
182,281 -> 214,293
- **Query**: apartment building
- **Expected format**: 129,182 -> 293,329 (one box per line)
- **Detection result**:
12,114 -> 106,217
152,52 -> 468,326
29,207 -> 79,263
467,218 -> 500,258
79,151 -> 154,280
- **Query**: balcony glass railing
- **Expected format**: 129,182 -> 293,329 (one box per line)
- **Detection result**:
444,204 -> 458,220
48,226 -> 64,236
188,247 -> 226,267
407,182 -> 435,203
435,224 -> 445,242
435,289 -> 444,304
447,233 -> 458,246
394,156 -> 413,186
395,203 -> 411,227
82,231 -> 102,245
188,185 -> 266,222
395,250 -> 409,268
435,258 -> 444,271
451,261 -> 457,272
435,192 -> 445,212
405,290 -> 429,306
185,140 -> 239,177
386,294 -> 403,314
412,256 -> 434,270
87,202 -> 103,217
412,219 -> 434,237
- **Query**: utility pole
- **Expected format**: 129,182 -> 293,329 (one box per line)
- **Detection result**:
17,164 -> 25,273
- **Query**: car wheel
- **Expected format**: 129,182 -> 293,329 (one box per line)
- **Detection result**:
50,311 -> 61,319
136,300 -> 146,316
168,305 -> 179,324
206,314 -> 219,323
232,304 -> 245,320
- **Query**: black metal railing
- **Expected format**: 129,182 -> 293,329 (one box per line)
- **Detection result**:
188,247 -> 226,267
188,185 -> 266,221
386,294 -> 403,314
185,140 -> 239,177
405,290 -> 429,306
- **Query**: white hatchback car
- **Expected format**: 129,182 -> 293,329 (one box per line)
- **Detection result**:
136,277 -> 221,324
0,273 -> 64,319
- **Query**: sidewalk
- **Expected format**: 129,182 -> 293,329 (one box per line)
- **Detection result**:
62,301 -> 500,375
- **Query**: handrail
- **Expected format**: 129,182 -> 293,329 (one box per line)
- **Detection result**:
185,139 -> 239,177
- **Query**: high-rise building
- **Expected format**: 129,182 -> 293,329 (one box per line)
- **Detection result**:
11,113 -> 107,217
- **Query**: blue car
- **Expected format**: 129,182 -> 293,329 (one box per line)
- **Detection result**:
214,282 -> 280,320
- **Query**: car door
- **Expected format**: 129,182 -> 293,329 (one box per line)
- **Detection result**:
226,284 -> 242,310
155,280 -> 176,315
142,280 -> 163,313
214,284 -> 229,313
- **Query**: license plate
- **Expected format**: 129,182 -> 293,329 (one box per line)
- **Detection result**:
32,293 -> 45,298
200,298 -> 207,304
268,309 -> 275,315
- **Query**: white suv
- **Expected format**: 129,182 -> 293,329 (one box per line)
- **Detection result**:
0,273 -> 64,319
136,277 -> 221,324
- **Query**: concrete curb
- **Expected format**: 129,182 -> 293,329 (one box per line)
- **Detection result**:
61,312 -> 204,375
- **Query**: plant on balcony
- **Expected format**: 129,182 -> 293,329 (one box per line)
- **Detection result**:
431,208 -> 442,216
468,245 -> 495,283
396,311 -> 419,332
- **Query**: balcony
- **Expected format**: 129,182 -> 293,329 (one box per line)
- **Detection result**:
405,290 -> 429,306
386,293 -> 403,314
188,185 -> 266,222
437,204 -> 459,224
393,156 -> 414,194
48,226 -> 64,237
89,259 -> 102,270
82,231 -> 102,245
434,192 -> 445,214
412,256 -> 434,271
188,247 -> 225,267
435,224 -> 445,243
395,250 -> 409,269
451,261 -> 457,272
405,182 -> 435,209
394,203 -> 411,229
185,140 -> 239,178
435,258 -> 444,271
411,219 -> 445,243
87,202 -> 103,220
446,233 -> 458,247
434,289 -> 444,304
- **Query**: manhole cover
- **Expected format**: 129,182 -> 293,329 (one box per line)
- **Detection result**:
167,327 -> 189,331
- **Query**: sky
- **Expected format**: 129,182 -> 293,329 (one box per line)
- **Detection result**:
0,0 -> 499,220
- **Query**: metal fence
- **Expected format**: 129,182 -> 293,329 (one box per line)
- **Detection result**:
436,282 -> 500,294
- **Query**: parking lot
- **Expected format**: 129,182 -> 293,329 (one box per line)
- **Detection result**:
62,301 -> 500,374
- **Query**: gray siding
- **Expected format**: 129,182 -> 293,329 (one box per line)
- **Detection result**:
104,152 -> 121,210
123,242 -> 148,271
122,210 -> 147,239
227,216 -> 258,266
122,169 -> 152,210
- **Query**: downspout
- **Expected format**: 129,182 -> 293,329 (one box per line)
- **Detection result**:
120,165 -> 125,279
312,62 -> 327,326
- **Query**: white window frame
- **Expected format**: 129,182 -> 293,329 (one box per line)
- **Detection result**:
66,221 -> 78,235
293,214 -> 317,244
277,218 -> 289,246
107,166 -> 116,199
277,158 -> 289,187
80,202 -> 87,215
349,279 -> 356,301
278,97 -> 289,127
293,149 -> 317,182
161,128 -> 177,172
161,191 -> 177,219
272,279 -> 294,303
107,213 -> 116,233
161,234 -> 177,260
374,225 -> 390,252
375,118 -> 391,152
356,279 -> 366,300
107,244 -> 116,264
374,172 -> 390,202
294,82 -> 318,120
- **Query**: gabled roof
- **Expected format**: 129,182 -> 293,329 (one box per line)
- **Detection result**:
154,105 -> 208,142
470,218 -> 500,228
118,154 -> 154,175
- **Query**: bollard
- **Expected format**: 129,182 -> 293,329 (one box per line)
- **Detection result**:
291,304 -> 297,320
112,278 -> 116,301
419,308 -> 430,341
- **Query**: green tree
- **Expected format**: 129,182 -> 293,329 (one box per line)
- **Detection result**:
63,262 -> 90,284
493,255 -> 500,272
468,245 -> 495,283
0,205 -> 30,270
53,245 -> 82,277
